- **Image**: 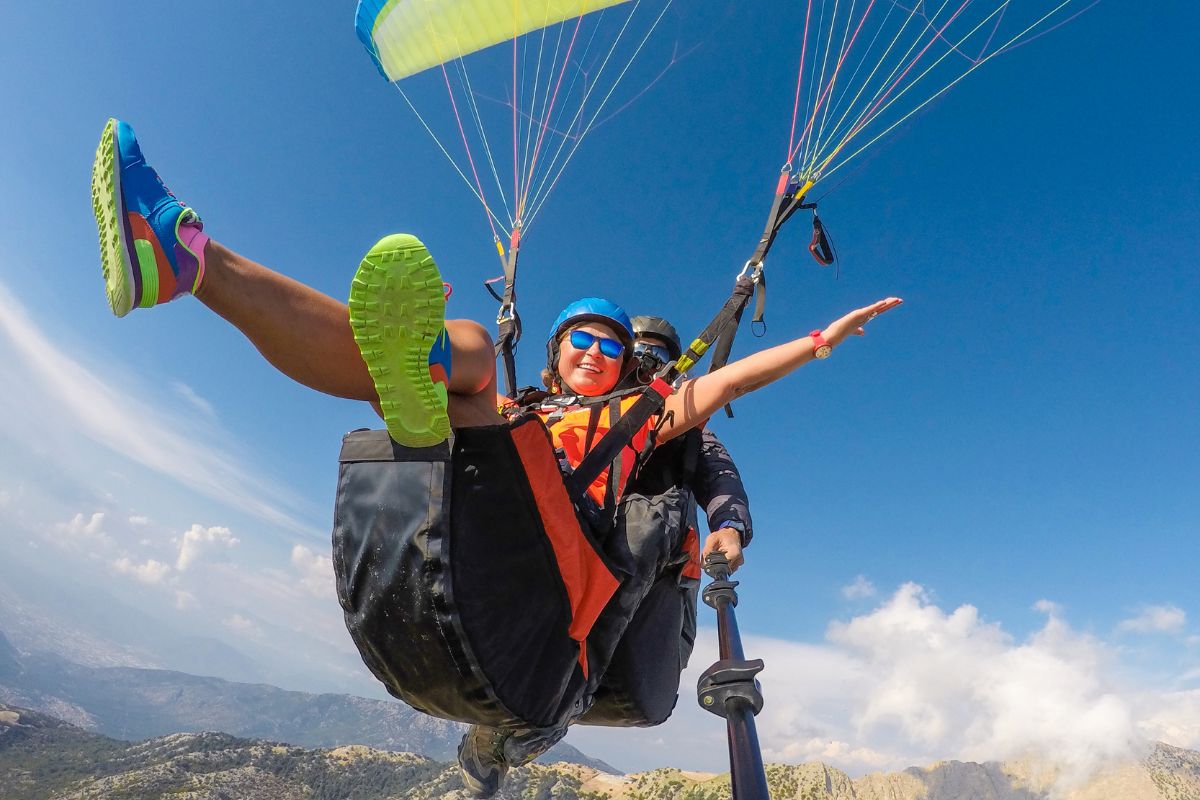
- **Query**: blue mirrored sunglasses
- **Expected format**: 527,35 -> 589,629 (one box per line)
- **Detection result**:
569,329 -> 625,359
634,341 -> 672,364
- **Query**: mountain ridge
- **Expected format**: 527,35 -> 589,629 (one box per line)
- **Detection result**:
0,629 -> 617,774
2,704 -> 1199,800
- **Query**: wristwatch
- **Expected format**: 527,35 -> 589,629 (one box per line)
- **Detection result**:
810,329 -> 832,359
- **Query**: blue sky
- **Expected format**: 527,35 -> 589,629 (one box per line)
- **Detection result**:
1,0 -> 1198,780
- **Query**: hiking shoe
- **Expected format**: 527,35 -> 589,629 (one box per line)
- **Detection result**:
91,118 -> 208,317
503,724 -> 569,767
348,234 -> 452,447
457,724 -> 511,798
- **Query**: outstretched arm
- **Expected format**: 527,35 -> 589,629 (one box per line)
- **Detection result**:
658,297 -> 902,441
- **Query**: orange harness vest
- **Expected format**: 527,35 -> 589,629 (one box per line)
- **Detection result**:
532,396 -> 654,507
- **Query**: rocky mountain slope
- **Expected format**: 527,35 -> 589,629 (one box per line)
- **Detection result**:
0,630 -> 614,773
3,704 -> 1199,800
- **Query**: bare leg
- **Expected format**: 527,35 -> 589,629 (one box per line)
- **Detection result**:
194,240 -> 504,428
196,240 -> 372,399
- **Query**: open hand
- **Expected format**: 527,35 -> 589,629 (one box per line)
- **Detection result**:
823,297 -> 903,347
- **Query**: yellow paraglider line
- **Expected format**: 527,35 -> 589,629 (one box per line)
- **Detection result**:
522,0 -> 673,228
518,16 -> 559,208
796,0 -> 843,164
810,0 -> 992,183
518,3 -> 597,219
439,62 -> 505,243
372,0 -> 678,240
802,0 -> 909,176
814,0 -> 1079,187
786,0 -> 815,159
799,0 -> 943,178
423,0 -> 509,240
812,0 -> 869,166
516,5 -> 588,223
390,84 -> 511,237
512,0 -> 521,210
523,2 -> 647,217
789,0 -> 880,167
455,59 -> 517,227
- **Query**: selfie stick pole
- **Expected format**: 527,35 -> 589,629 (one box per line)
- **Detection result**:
697,552 -> 769,800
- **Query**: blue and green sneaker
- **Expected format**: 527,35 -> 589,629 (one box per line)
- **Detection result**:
90,118 -> 207,317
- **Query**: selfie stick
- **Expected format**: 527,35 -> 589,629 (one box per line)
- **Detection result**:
697,552 -> 769,800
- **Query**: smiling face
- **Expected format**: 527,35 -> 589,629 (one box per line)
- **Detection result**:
556,321 -> 627,396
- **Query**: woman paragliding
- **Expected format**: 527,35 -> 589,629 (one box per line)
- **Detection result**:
88,0 -> 1095,793
90,115 -> 899,794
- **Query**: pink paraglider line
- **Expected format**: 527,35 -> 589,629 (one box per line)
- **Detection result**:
787,0 -> 815,162
789,0 -> 879,165
513,11 -> 520,215
838,0 -> 974,158
520,13 -> 585,220
440,62 -> 502,241
994,0 -> 1102,57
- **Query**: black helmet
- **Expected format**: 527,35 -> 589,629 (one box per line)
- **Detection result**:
630,315 -> 681,361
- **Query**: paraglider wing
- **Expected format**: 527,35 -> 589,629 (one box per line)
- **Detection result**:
357,0 -> 635,81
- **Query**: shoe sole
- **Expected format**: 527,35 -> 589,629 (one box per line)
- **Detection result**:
348,234 -> 451,448
91,118 -> 135,317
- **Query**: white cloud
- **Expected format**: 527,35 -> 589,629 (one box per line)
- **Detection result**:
174,590 -> 198,610
129,515 -> 150,526
291,544 -> 334,599
0,280 -> 317,533
176,524 -> 239,571
171,381 -> 216,419
223,613 -> 262,639
842,574 -> 877,599
111,556 -> 172,585
822,584 -> 1138,779
1137,689 -> 1200,746
53,511 -> 113,548
0,488 -> 9,507
577,583 -> 1159,784
1117,605 -> 1186,635
1033,598 -> 1061,615
769,737 -> 896,771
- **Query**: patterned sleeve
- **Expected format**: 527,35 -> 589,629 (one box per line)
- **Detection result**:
692,428 -> 754,546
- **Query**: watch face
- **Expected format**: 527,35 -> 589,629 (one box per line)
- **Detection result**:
815,345 -> 832,359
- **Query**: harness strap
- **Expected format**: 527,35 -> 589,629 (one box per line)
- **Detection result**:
680,427 -> 702,485
749,171 -> 813,269
564,378 -> 672,503
583,404 -> 602,456
494,316 -> 521,399
488,229 -> 523,399
704,278 -> 756,418
603,397 -> 622,511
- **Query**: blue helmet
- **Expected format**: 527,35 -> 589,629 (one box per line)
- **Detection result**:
545,297 -> 634,390
549,297 -> 634,346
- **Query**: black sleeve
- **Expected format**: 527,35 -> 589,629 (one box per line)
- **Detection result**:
691,428 -> 754,546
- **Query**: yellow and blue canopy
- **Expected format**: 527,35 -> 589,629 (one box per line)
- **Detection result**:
356,0 -> 633,81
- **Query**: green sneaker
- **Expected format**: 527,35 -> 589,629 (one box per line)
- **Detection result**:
348,234 -> 452,447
